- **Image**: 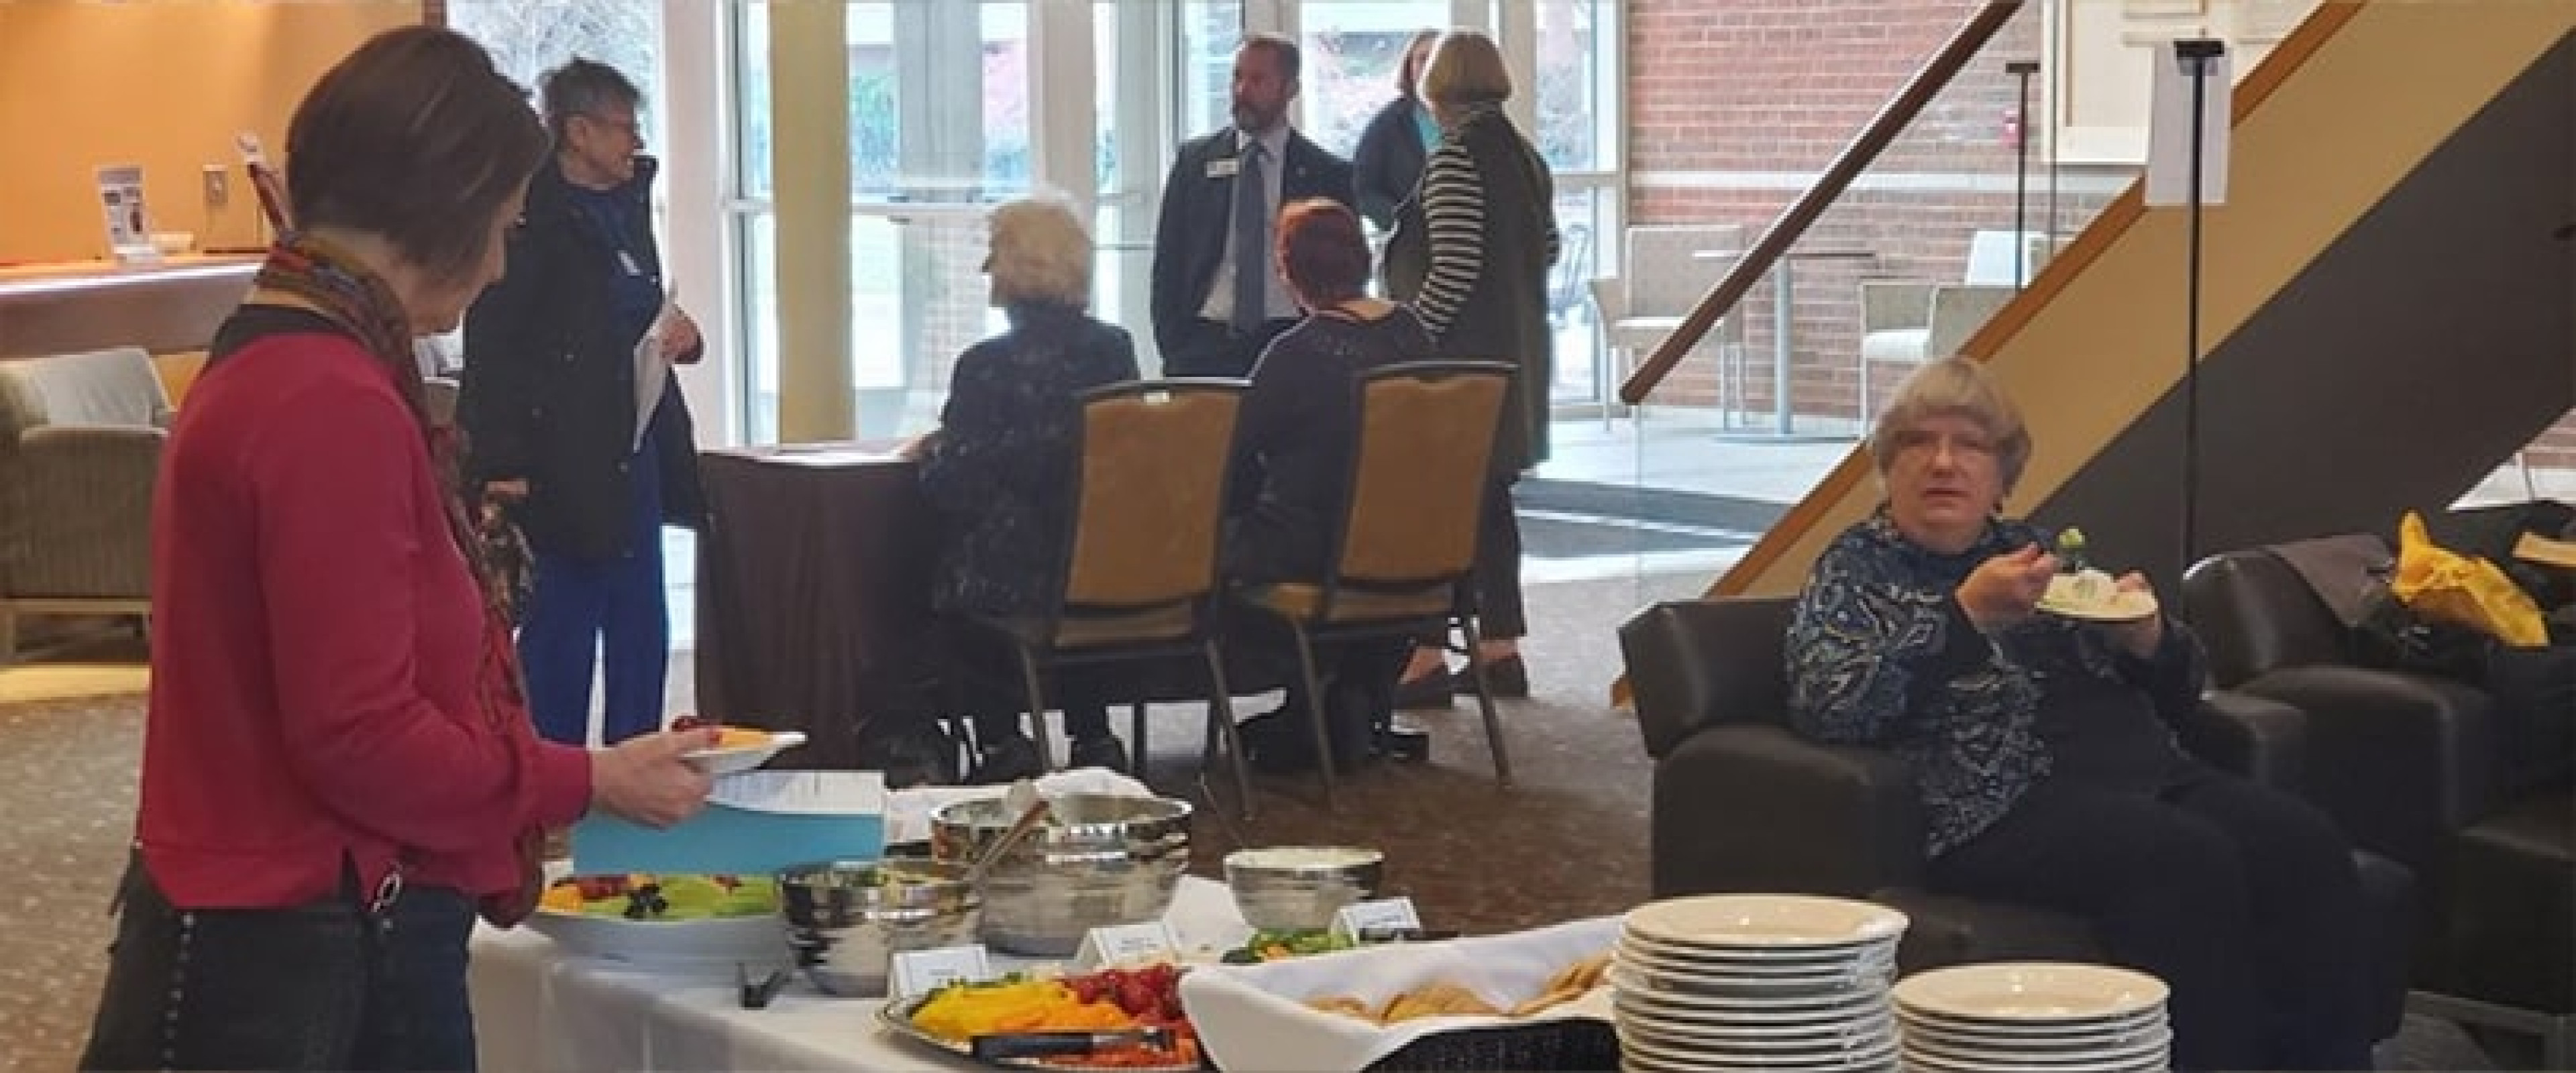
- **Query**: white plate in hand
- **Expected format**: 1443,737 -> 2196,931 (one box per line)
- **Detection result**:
684,730 -> 807,776
2037,574 -> 2158,623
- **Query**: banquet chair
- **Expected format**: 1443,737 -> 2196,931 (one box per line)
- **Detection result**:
1618,596 -> 2416,1045
960,380 -> 1252,813
1232,361 -> 1516,809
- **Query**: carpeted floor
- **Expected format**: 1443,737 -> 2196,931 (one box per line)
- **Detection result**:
0,573 -> 2502,1072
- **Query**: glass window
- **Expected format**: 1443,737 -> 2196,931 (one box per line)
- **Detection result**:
1531,0 -> 1610,172
1179,1 -> 1244,137
1295,1 -> 1448,157
447,0 -> 665,131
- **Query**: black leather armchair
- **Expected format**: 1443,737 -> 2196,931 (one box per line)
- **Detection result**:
2186,540 -> 2573,1066
1617,596 -> 2412,1043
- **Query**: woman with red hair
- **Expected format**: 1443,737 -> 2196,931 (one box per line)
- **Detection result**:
1227,199 -> 1435,773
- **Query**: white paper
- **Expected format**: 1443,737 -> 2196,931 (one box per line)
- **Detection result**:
1075,922 -> 1182,971
705,769 -> 888,816
2145,39 -> 2231,207
633,284 -> 680,451
95,164 -> 158,263
1330,897 -> 1424,942
892,944 -> 995,999
1181,915 -> 1621,1073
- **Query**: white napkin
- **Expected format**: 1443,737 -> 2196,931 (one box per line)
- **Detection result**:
1179,916 -> 1620,1073
880,767 -> 1153,845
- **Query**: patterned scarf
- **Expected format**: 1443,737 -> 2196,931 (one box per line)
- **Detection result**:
250,235 -> 548,925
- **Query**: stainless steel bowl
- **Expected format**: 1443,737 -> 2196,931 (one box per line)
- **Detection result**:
928,792 -> 1192,956
776,857 -> 981,997
1223,846 -> 1385,931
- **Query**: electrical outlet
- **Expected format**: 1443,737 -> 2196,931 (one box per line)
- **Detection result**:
201,164 -> 229,209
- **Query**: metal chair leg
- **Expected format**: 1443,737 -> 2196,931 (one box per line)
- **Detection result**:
1286,624 -> 1338,809
1012,648 -> 1056,773
1458,616 -> 1513,787
1129,701 -> 1148,779
1199,638 -> 1253,822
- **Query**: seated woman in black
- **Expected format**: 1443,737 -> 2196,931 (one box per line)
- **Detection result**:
917,197 -> 1139,782
1784,356 -> 2372,1072
1227,198 -> 1435,773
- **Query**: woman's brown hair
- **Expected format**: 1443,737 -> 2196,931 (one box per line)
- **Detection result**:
285,26 -> 549,286
1395,29 -> 1440,99
1276,199 -> 1371,308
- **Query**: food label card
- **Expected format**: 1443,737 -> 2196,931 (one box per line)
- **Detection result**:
1074,922 -> 1180,971
891,944 -> 994,999
1330,897 -> 1422,942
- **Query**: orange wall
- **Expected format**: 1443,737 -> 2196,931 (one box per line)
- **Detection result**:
0,0 -> 422,264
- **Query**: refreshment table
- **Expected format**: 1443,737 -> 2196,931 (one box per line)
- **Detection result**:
470,876 -> 1249,1072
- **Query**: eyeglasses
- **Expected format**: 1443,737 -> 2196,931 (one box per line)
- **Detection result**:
580,113 -> 643,139
1889,427 -> 1998,461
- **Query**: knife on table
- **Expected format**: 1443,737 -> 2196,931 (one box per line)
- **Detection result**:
969,1027 -> 1175,1063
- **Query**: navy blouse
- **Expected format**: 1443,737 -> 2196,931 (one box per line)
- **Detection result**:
919,302 -> 1140,617
1784,512 -> 2206,856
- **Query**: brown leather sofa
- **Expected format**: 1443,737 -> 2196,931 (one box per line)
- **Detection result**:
1617,596 -> 2413,1045
2186,540 -> 2573,1067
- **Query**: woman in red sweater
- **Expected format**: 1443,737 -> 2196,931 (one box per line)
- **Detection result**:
78,27 -> 718,1072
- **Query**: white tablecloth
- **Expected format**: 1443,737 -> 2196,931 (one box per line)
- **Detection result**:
470,876 -> 1250,1072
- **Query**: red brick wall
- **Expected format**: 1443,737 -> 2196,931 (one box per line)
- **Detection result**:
1623,0 -> 2576,468
1624,0 -> 2081,420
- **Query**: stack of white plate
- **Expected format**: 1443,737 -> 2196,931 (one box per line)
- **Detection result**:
1611,894 -> 1910,1072
1892,962 -> 2171,1072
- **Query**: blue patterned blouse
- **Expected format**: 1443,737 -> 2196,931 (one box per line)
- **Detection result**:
1784,512 -> 2205,856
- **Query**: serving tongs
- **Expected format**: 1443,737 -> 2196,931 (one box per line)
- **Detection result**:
969,1027 -> 1174,1063
963,779 -> 1053,887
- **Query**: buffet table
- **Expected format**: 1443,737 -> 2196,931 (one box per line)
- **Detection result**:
470,876 -> 1252,1072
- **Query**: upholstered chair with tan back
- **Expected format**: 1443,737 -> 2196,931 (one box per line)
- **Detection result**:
965,380 -> 1252,809
0,345 -> 171,660
1234,361 -> 1517,807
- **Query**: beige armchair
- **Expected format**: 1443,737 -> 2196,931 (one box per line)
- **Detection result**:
1856,229 -> 2053,418
1592,223 -> 1750,420
0,346 -> 170,660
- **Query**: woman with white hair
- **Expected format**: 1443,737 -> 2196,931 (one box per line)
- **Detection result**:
917,197 -> 1140,783
1784,357 -> 2373,1072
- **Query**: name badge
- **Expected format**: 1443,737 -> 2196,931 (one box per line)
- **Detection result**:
1073,922 -> 1181,971
1330,897 -> 1423,942
890,944 -> 994,999
1205,158 -> 1240,180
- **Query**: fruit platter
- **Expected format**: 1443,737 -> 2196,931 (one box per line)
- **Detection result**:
878,962 -> 1201,1072
526,873 -> 787,967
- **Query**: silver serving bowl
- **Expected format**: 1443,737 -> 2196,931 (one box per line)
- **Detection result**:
928,792 -> 1192,956
776,856 -> 981,997
1223,846 -> 1385,931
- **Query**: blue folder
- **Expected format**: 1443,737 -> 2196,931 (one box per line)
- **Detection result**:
569,771 -> 887,877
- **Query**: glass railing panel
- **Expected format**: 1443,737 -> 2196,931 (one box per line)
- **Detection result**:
1582,0 -> 2161,616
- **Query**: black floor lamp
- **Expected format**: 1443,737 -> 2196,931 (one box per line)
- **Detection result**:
2006,60 -> 2041,290
2173,38 -> 2227,596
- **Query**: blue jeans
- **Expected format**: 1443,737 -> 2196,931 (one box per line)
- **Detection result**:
520,426 -> 669,746
81,860 -> 478,1072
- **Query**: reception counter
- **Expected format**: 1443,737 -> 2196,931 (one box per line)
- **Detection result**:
0,256 -> 259,361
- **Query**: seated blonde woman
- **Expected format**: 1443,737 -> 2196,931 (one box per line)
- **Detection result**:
916,197 -> 1139,782
1784,357 -> 2371,1072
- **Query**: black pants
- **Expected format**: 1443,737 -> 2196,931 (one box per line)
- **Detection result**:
1161,317 -> 1297,380
1420,477 -> 1526,646
82,859 -> 480,1072
1928,766 -> 2373,1072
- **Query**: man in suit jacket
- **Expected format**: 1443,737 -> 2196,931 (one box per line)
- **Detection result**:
1150,33 -> 1356,380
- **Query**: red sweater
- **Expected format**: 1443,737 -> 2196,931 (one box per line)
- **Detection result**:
139,325 -> 592,908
